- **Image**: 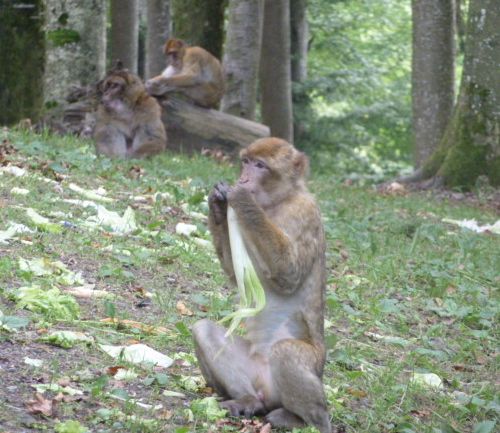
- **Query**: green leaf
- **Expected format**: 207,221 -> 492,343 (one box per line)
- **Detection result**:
473,421 -> 496,433
54,420 -> 87,433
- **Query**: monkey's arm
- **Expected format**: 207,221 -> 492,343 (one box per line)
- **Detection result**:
229,188 -> 315,294
130,119 -> 167,158
208,183 -> 236,285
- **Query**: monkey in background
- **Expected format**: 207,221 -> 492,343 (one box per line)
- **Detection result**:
193,138 -> 332,433
94,65 -> 167,158
145,38 -> 225,109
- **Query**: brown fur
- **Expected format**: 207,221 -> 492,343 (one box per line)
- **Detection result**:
94,69 -> 167,159
193,138 -> 331,433
145,38 -> 225,109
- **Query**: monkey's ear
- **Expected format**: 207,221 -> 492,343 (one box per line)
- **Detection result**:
112,59 -> 124,71
294,152 -> 310,178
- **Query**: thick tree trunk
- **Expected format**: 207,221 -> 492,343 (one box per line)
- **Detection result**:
145,0 -> 171,79
290,0 -> 308,83
260,0 -> 294,143
161,98 -> 270,155
0,0 -> 45,125
110,0 -> 139,73
421,0 -> 500,187
171,0 -> 226,59
221,0 -> 263,120
44,0 -> 107,107
411,0 -> 455,168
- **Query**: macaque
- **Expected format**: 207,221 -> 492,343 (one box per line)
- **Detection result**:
193,138 -> 331,433
94,66 -> 167,158
145,38 -> 225,109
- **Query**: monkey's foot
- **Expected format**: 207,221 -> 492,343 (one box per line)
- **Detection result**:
221,395 -> 265,418
265,408 -> 306,429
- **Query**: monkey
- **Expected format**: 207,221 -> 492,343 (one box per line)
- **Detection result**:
145,38 -> 225,109
94,66 -> 167,158
192,138 -> 331,433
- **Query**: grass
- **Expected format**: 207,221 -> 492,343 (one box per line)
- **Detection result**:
0,128 -> 498,433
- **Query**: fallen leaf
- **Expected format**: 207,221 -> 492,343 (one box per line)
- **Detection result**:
346,387 -> 367,398
26,393 -> 55,416
176,301 -> 194,316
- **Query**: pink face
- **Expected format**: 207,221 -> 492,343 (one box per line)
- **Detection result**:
238,156 -> 269,191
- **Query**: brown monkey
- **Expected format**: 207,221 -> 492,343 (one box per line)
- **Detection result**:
145,38 -> 225,109
94,67 -> 167,158
193,138 -> 331,433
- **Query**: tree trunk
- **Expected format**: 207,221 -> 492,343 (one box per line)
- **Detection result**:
290,0 -> 308,83
171,0 -> 226,59
221,0 -> 263,120
160,98 -> 270,155
110,0 -> 139,73
290,0 -> 309,142
421,0 -> 500,187
0,0 -> 45,125
411,0 -> 455,167
259,0 -> 294,143
145,0 -> 171,79
44,0 -> 107,107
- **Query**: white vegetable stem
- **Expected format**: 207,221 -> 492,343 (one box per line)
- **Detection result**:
221,206 -> 266,336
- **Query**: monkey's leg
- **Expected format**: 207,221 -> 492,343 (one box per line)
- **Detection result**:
130,123 -> 166,158
192,319 -> 268,417
267,339 -> 332,433
94,125 -> 127,157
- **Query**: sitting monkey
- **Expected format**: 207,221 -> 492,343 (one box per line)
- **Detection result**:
145,38 -> 225,109
193,138 -> 331,433
94,66 -> 167,158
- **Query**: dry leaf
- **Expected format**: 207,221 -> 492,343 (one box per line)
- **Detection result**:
158,409 -> 174,420
176,301 -> 194,316
106,366 -> 127,376
26,393 -> 55,416
346,387 -> 367,398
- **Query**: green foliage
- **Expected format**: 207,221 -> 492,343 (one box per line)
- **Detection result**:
298,0 -> 412,165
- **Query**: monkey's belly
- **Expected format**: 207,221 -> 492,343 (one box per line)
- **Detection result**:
246,306 -> 306,355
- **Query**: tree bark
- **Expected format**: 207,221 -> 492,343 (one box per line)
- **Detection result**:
0,0 -> 45,125
110,0 -> 139,73
290,0 -> 308,83
411,0 -> 455,168
221,0 -> 263,120
145,0 -> 171,79
420,0 -> 500,187
171,0 -> 226,59
259,0 -> 294,143
160,98 -> 270,155
44,0 -> 107,107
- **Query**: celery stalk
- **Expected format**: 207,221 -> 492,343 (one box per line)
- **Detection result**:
220,206 -> 266,336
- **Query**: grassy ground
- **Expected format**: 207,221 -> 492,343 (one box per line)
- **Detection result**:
0,129 -> 498,433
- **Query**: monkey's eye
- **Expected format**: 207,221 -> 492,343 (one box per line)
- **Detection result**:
255,160 -> 267,169
241,157 -> 249,165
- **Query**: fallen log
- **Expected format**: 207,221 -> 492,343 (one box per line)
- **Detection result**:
160,97 -> 270,155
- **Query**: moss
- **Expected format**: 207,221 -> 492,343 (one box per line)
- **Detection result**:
425,81 -> 500,189
47,29 -> 81,47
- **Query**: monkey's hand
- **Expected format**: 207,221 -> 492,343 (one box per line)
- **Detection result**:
221,395 -> 266,418
227,184 -> 253,205
208,181 -> 231,225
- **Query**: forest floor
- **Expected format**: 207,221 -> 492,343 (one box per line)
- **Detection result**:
0,129 -> 498,433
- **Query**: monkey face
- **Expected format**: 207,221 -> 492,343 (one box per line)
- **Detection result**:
99,72 -> 145,113
236,138 -> 309,208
